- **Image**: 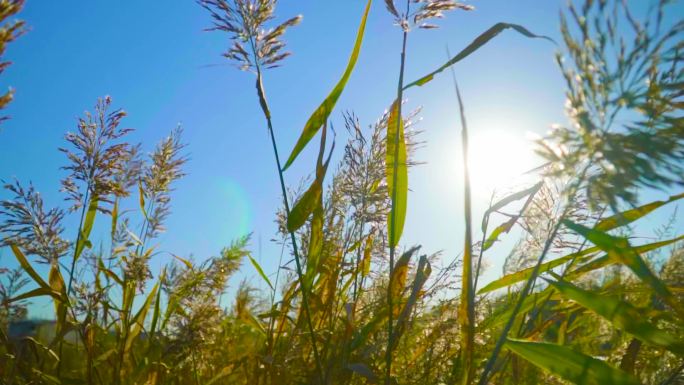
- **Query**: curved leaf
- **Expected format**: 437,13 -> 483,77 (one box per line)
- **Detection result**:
390,246 -> 420,304
548,279 -> 684,354
248,254 -> 274,291
49,262 -> 67,337
505,339 -> 641,385
481,182 -> 543,250
125,281 -> 159,353
10,244 -> 50,290
361,232 -> 374,277
9,287 -> 61,302
286,125 -> 334,232
486,181 -> 544,218
595,192 -> 684,231
404,23 -> 553,89
74,195 -> 99,262
391,255 -> 431,352
282,0 -> 372,170
478,246 -> 599,294
386,99 -> 408,248
569,234 -> 684,278
563,220 -> 684,318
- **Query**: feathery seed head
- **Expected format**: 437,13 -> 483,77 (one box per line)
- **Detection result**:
200,0 -> 301,71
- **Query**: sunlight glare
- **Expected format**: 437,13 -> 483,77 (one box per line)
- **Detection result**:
467,129 -> 538,196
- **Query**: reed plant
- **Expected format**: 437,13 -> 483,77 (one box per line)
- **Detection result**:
1,1 -> 683,384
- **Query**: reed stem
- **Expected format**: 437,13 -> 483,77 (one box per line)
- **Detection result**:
251,43 -> 324,381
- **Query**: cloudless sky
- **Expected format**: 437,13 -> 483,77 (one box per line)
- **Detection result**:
1,1 -> 682,318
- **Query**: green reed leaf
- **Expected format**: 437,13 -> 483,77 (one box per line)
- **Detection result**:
563,220 -> 684,318
74,195 -> 99,262
404,23 -> 553,90
138,179 -> 148,220
391,255 -> 431,352
569,234 -> 684,278
287,179 -> 323,232
361,232 -> 374,277
478,246 -> 599,294
98,258 -> 124,286
389,247 -> 419,308
248,254 -> 274,291
283,0 -> 372,170
173,254 -> 194,270
125,280 -> 159,353
482,220 -> 515,251
286,124 -> 334,232
149,269 -> 164,337
10,244 -> 50,291
49,261 -> 67,337
111,198 -> 119,238
548,279 -> 684,354
386,99 -> 408,248
595,192 -> 684,231
9,287 -> 61,302
307,198 -> 324,274
506,339 -> 641,385
486,182 -> 544,219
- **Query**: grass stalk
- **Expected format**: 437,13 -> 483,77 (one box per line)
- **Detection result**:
476,166 -> 589,385
386,2 -> 410,383
59,181 -> 92,376
448,59 -> 475,385
251,41 -> 324,381
472,193 -> 494,294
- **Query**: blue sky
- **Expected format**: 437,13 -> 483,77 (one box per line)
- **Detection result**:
1,1 -> 682,318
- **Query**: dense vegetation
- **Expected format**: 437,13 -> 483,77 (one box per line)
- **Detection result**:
1,0 -> 683,384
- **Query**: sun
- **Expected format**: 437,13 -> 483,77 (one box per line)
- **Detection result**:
466,129 -> 539,196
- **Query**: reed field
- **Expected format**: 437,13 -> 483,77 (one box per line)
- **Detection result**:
0,0 -> 683,384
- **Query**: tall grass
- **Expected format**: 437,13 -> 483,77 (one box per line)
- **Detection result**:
1,1 -> 684,384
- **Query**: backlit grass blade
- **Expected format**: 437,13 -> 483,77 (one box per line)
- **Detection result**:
111,198 -> 119,238
248,254 -> 274,291
478,246 -> 599,294
505,339 -> 641,385
286,124 -> 334,232
482,232 -> 684,295
282,0 -> 372,170
172,254 -> 194,270
404,23 -> 553,90
480,182 -> 543,251
125,280 -> 159,353
49,261 -> 68,339
361,232 -> 374,277
285,175 -> 323,232
563,220 -> 684,318
149,268 -> 165,337
306,198 -> 324,275
547,278 -> 684,354
10,244 -> 50,291
486,181 -> 543,218
390,247 -> 418,301
9,287 -> 61,302
594,192 -> 684,231
482,220 -> 519,251
386,99 -> 408,248
98,258 -> 124,286
452,75 -> 475,385
568,234 -> 684,278
390,255 -> 431,353
74,195 -> 98,261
